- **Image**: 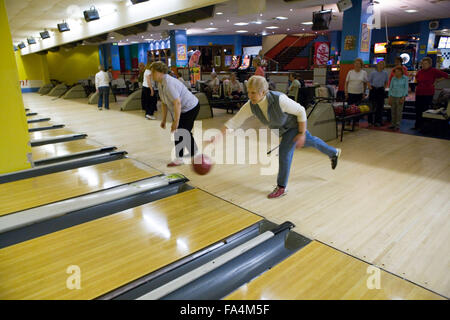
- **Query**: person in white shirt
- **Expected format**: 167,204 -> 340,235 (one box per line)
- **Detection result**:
141,62 -> 157,120
95,65 -> 110,110
208,76 -> 341,199
151,62 -> 200,167
345,58 -> 368,105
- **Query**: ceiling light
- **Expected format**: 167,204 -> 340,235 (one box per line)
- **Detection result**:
276,17 -> 288,20
287,28 -> 290,31
236,30 -> 248,33
205,28 -> 218,31
227,19 -> 230,22
266,26 -> 279,29
260,13 -> 263,17
168,23 -> 174,25
210,22 -> 214,25
216,12 -> 223,15
234,22 -> 249,26
302,22 -> 313,25
110,37 -> 115,39
145,39 -> 153,41
405,9 -> 417,13
290,9 -> 293,12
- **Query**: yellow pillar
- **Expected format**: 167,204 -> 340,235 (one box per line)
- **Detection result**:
0,0 -> 32,174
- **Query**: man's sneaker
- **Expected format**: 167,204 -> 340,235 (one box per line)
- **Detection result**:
98,108 -> 102,111
331,148 -> 341,170
146,114 -> 156,120
268,186 -> 287,199
167,159 -> 184,167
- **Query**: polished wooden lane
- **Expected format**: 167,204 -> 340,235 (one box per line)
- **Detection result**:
225,241 -> 444,300
0,159 -> 160,216
29,129 -> 75,141
0,189 -> 262,299
22,93 -> 450,297
28,121 -> 52,129
31,140 -> 103,161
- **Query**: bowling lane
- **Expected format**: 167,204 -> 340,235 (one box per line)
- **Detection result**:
29,129 -> 75,141
225,241 -> 444,300
0,189 -> 262,299
31,140 -> 103,161
28,121 -> 52,129
0,159 -> 160,216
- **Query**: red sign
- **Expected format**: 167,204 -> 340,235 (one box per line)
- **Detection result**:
314,42 -> 330,66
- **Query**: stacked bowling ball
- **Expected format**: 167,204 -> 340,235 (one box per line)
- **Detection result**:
346,104 -> 360,115
359,105 -> 370,113
334,105 -> 344,115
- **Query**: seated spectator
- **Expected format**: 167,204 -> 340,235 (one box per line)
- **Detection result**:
228,73 -> 242,98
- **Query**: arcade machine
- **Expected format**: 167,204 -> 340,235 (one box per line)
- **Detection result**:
229,55 -> 241,71
188,50 -> 202,88
373,42 -> 388,64
237,55 -> 252,82
386,38 -> 418,70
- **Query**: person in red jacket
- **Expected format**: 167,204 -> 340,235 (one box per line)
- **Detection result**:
388,56 -> 409,85
413,57 -> 448,130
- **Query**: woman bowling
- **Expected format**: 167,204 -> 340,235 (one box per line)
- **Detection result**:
209,76 -> 341,199
151,61 -> 200,167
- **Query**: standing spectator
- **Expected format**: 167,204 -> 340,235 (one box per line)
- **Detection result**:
413,57 -> 448,130
345,58 -> 368,105
253,57 -> 265,77
137,62 -> 146,84
388,57 -> 408,85
287,73 -> 301,101
95,65 -> 110,111
107,67 -> 113,85
368,60 -> 389,126
388,66 -> 409,130
141,62 -> 157,120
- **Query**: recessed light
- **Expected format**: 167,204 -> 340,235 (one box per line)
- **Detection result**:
276,17 -> 288,20
290,9 -> 293,12
205,28 -> 218,31
210,22 -> 214,25
145,39 -> 153,41
227,19 -> 230,22
302,22 -> 313,25
405,9 -> 417,13
110,37 -> 115,39
266,26 -> 279,29
168,23 -> 174,25
287,28 -> 290,31
234,22 -> 249,26
236,30 -> 248,33
216,12 -> 223,15
260,13 -> 263,17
